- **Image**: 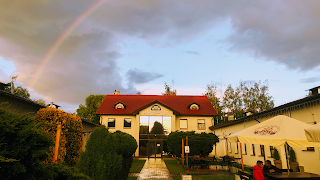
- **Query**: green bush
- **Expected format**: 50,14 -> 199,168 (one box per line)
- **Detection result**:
76,126 -> 122,180
113,131 -> 138,180
166,131 -> 219,157
37,163 -> 92,180
273,148 -> 280,160
289,148 -> 296,162
0,109 -> 52,180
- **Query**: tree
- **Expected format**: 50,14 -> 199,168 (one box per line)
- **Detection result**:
0,109 -> 52,180
205,80 -> 274,124
33,99 -> 46,106
76,95 -> 106,124
204,83 -> 224,124
162,83 -> 176,95
35,107 -> 83,166
150,121 -> 165,134
77,126 -> 122,180
4,84 -> 30,99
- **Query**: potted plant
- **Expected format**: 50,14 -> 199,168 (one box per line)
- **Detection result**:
273,148 -> 282,169
289,148 -> 299,172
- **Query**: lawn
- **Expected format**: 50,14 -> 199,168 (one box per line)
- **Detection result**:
129,159 -> 146,173
164,160 -> 235,180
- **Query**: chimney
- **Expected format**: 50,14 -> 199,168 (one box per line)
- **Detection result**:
308,86 -> 320,96
113,90 -> 120,95
47,102 -> 60,109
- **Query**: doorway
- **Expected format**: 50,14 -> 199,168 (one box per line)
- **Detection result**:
149,140 -> 163,158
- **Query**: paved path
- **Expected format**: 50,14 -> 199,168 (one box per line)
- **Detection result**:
137,158 -> 173,180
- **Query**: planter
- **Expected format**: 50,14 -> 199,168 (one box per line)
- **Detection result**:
290,162 -> 299,172
274,160 -> 282,169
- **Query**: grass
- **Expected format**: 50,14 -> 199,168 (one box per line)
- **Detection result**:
129,159 -> 146,173
164,159 -> 186,173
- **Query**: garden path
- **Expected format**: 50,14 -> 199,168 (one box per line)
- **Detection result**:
137,158 -> 173,180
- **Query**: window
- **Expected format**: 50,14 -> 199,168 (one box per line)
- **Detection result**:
235,143 -> 239,154
229,143 -> 232,153
124,118 -> 131,128
180,119 -> 188,129
270,146 -> 274,157
243,143 -> 247,155
197,119 -> 205,130
115,103 -> 124,109
260,145 -> 265,156
306,147 -> 315,151
190,103 -> 199,110
108,118 -> 115,128
252,144 -> 256,156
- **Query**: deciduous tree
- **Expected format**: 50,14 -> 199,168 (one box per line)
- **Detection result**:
76,95 -> 106,124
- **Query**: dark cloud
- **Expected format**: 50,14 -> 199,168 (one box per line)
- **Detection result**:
126,69 -> 163,88
1,0 -> 320,106
184,51 -> 200,56
300,77 -> 320,83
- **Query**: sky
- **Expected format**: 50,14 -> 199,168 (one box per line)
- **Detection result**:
1,0 -> 320,113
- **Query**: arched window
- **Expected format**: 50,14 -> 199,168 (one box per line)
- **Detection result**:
189,103 -> 199,110
115,103 -> 125,109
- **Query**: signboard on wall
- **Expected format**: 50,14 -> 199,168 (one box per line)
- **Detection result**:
185,146 -> 190,154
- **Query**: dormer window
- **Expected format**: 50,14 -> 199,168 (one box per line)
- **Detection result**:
115,103 -> 125,109
189,103 -> 199,110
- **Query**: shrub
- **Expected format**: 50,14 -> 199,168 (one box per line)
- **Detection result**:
289,148 -> 296,162
113,131 -> 138,180
167,131 -> 219,157
273,148 -> 280,160
35,107 -> 83,166
37,163 -> 92,180
77,126 -> 122,180
0,108 -> 52,180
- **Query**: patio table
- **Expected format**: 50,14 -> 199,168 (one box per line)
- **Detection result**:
265,172 -> 320,180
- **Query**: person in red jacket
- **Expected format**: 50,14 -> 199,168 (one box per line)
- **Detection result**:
253,160 -> 266,180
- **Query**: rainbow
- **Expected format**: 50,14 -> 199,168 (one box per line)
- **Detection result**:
28,0 -> 108,88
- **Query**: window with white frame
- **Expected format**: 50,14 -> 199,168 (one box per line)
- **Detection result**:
197,119 -> 205,130
251,144 -> 256,156
243,143 -> 247,155
124,118 -> 131,128
235,143 -> 239,154
180,119 -> 188,129
260,145 -> 265,156
108,118 -> 115,128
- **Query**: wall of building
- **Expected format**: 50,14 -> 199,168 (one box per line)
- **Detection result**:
175,116 -> 213,133
82,121 -> 99,151
213,103 -> 320,174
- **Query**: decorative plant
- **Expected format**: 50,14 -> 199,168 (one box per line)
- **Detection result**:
273,148 -> 280,160
289,149 -> 296,162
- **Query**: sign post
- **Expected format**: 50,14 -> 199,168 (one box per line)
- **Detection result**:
186,136 -> 188,169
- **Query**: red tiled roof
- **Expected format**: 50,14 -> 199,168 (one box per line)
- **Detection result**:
96,95 -> 217,116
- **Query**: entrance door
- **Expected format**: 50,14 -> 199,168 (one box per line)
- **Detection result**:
149,140 -> 162,158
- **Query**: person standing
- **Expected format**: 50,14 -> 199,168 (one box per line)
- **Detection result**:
253,160 -> 266,180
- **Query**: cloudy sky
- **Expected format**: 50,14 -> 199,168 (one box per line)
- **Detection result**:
1,0 -> 320,112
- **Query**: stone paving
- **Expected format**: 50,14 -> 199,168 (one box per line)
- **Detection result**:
137,158 -> 173,180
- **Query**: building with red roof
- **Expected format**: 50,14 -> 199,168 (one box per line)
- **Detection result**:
97,91 -> 217,158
